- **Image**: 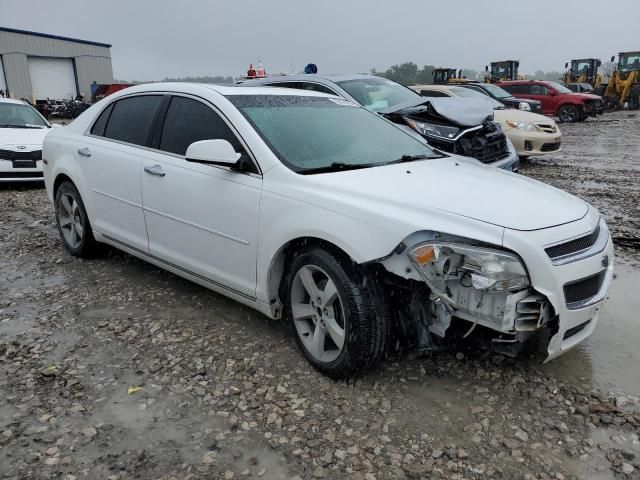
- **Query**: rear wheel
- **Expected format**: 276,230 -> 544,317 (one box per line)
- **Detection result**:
628,85 -> 640,110
55,181 -> 100,258
283,247 -> 389,378
558,104 -> 581,123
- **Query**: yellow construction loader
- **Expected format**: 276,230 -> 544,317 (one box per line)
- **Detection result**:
484,60 -> 523,83
563,58 -> 603,92
604,51 -> 640,110
432,68 -> 472,85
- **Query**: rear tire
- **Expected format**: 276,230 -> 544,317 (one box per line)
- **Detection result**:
558,104 -> 581,123
54,181 -> 100,258
283,246 -> 389,378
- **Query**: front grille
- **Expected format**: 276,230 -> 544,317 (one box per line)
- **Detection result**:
564,270 -> 607,307
455,122 -> 509,164
545,224 -> 600,259
540,142 -> 561,152
536,123 -> 557,134
0,149 -> 42,161
563,320 -> 591,340
0,171 -> 44,179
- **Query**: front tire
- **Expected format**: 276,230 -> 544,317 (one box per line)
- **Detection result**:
558,104 -> 581,123
54,181 -> 100,258
283,247 -> 389,378
628,85 -> 640,110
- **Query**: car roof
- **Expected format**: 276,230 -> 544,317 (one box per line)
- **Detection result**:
240,73 -> 384,84
0,98 -> 31,105
107,82 -> 336,99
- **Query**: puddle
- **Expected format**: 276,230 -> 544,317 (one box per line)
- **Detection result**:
538,261 -> 640,396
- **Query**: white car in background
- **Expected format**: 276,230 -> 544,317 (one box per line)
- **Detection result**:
43,83 -> 612,378
411,84 -> 562,158
0,98 -> 53,182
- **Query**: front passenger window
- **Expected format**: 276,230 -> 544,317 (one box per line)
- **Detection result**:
159,96 -> 244,156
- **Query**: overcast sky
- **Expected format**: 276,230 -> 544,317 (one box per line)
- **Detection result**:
4,0 -> 639,80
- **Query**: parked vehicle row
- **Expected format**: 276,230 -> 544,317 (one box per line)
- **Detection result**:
41,83 -> 614,377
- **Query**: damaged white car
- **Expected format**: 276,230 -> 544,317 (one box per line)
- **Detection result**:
43,83 -> 614,378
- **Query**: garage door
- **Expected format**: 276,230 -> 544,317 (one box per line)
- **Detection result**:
0,57 -> 7,92
27,57 -> 77,100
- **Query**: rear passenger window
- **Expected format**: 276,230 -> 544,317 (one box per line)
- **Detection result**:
159,96 -> 243,156
90,103 -> 113,136
103,95 -> 163,146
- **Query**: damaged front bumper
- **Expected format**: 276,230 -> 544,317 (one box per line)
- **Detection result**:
381,210 -> 614,361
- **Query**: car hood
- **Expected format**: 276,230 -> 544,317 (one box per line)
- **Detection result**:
0,127 -> 50,146
382,97 -> 494,127
493,108 -> 554,124
568,92 -> 601,100
304,157 -> 588,231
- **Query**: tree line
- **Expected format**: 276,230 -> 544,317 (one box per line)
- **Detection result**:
372,62 -> 564,86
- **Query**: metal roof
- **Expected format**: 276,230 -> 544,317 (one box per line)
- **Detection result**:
0,26 -> 111,48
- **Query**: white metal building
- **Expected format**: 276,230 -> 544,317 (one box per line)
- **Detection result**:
0,26 -> 113,101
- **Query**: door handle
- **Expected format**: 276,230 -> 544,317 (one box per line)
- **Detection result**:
144,164 -> 166,177
77,147 -> 91,157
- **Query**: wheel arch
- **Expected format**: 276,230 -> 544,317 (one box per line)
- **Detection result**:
53,172 -> 75,198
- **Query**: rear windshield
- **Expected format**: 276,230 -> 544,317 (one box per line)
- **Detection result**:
336,77 -> 420,112
0,103 -> 49,128
228,95 -> 437,174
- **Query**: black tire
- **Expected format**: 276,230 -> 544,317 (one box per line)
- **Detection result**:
282,246 -> 389,378
54,181 -> 100,258
628,85 -> 640,110
557,104 -> 581,123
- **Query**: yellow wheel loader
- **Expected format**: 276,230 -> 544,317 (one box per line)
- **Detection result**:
563,58 -> 603,92
604,51 -> 640,110
484,61 -> 523,83
432,68 -> 472,85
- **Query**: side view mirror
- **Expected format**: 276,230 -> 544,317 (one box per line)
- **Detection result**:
485,65 -> 488,72
548,90 -> 557,96
564,62 -> 568,69
611,55 -> 615,63
185,139 -> 241,168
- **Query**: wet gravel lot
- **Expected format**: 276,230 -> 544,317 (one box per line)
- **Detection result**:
1,111 -> 640,479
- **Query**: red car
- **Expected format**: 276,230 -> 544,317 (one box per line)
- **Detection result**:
497,80 -> 603,123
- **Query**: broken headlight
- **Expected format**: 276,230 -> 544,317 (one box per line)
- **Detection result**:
404,118 -> 460,141
409,243 -> 529,305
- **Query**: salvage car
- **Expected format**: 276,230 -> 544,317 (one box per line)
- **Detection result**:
43,83 -> 614,378
0,98 -> 53,182
498,80 -> 603,123
454,82 -> 542,113
412,85 -> 561,158
239,74 -> 519,171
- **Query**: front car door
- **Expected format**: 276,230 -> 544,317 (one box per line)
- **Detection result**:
81,94 -> 164,252
140,94 -> 262,298
525,84 -> 553,115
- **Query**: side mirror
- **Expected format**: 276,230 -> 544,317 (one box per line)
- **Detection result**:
185,139 -> 241,168
611,55 -> 615,63
548,90 -> 556,96
485,65 -> 488,72
564,62 -> 568,69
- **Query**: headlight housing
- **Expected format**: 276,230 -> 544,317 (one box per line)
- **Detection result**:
505,121 -> 541,132
409,242 -> 530,305
518,101 -> 531,111
404,118 -> 460,140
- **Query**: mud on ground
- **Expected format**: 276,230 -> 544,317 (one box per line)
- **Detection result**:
1,111 -> 639,480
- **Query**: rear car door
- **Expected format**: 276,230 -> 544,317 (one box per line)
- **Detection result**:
81,94 -> 164,252
140,95 -> 262,298
523,84 -> 553,115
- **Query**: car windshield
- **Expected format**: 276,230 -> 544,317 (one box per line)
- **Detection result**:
544,82 -> 573,94
228,95 -> 439,174
619,53 -> 640,72
0,102 -> 49,128
448,87 -> 505,109
336,77 -> 421,112
478,83 -> 513,99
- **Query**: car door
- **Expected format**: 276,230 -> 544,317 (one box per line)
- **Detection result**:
140,94 -> 262,298
81,94 -> 164,252
525,84 -> 553,115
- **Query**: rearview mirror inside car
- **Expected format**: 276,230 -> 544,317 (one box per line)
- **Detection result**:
185,139 -> 241,168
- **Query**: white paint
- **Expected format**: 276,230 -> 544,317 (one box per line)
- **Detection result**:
0,56 -> 7,92
27,57 -> 77,100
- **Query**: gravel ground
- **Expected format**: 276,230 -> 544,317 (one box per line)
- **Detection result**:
1,111 -> 640,480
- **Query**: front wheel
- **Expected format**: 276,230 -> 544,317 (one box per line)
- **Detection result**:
55,181 -> 100,258
283,247 -> 389,378
628,85 -> 640,110
558,104 -> 581,123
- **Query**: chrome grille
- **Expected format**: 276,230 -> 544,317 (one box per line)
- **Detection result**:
0,149 -> 42,161
564,270 -> 607,309
536,123 -> 557,134
546,224 -> 600,260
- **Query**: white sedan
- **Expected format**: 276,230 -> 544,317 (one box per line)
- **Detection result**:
0,98 -> 53,182
43,83 -> 613,377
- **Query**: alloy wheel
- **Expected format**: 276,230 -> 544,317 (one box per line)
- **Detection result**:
57,192 -> 84,249
290,265 -> 346,363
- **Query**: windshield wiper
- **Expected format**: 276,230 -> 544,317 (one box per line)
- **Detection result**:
299,162 -> 374,175
0,124 -> 44,129
383,154 -> 440,165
